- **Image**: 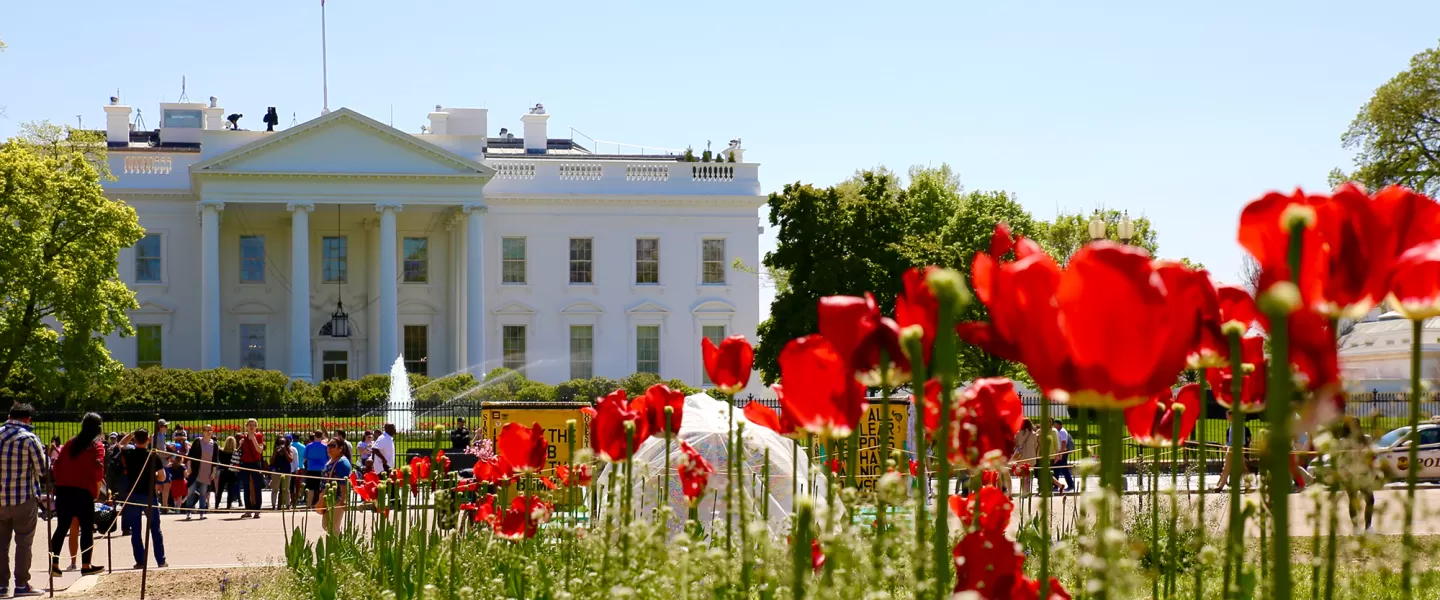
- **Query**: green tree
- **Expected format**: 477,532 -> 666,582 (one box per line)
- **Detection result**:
1339,43 -> 1440,195
755,170 -> 910,383
1035,209 -> 1159,264
0,122 -> 143,405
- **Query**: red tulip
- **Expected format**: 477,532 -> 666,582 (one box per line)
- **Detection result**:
923,378 -> 1024,470
1155,264 -> 1224,369
907,459 -> 917,477
495,495 -> 551,540
952,529 -> 1025,599
961,238 -> 1074,400
1015,577 -> 1073,600
473,456 -> 513,484
1124,384 -> 1202,447
350,471 -> 380,503
1216,284 -> 1261,332
742,401 -> 784,435
777,335 -> 868,439
1287,309 -> 1339,394
497,422 -> 547,474
555,464 -> 572,488
701,335 -> 754,394
641,383 -> 686,438
408,456 -> 432,495
538,476 -> 557,490
825,457 -> 844,475
677,440 -> 714,503
961,226 -> 1051,363
1207,334 -> 1267,413
589,389 -> 649,461
464,494 -> 497,525
817,292 -> 909,385
948,485 -> 1013,536
455,478 -> 479,493
810,540 -> 825,573
573,463 -> 593,487
895,267 -> 941,364
1237,188 -> 1332,302
1388,240 -> 1440,320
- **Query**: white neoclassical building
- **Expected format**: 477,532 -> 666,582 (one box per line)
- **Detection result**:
93,97 -> 765,395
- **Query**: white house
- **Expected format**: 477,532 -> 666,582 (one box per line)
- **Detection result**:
92,96 -> 765,396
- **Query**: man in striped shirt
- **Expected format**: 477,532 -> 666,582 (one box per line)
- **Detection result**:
0,403 -> 48,596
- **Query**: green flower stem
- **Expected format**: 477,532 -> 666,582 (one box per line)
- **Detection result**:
1222,330 -> 1245,600
791,440 -> 798,504
874,362 -> 892,580
1262,303 -> 1294,600
1152,442 -> 1160,600
663,407 -> 673,526
1039,393 -> 1053,600
1323,490 -> 1339,600
624,426 -> 636,572
727,394 -> 736,556
1097,409 -> 1125,600
1167,407 -> 1182,600
1310,491 -> 1321,600
824,438 -> 838,586
1404,317 -> 1421,599
739,421 -> 752,596
1195,369 -> 1209,600
1078,407 -> 1089,496
932,306 -> 958,600
903,334 -> 930,593
793,500 -> 814,600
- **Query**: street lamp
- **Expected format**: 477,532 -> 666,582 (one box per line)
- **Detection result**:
1087,209 -> 1106,242
1118,210 -> 1135,245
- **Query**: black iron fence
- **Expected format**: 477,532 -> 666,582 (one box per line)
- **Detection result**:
26,390 -> 1440,475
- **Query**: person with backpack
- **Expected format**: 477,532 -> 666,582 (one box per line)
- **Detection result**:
118,429 -> 166,569
268,434 -> 295,510
49,413 -> 106,577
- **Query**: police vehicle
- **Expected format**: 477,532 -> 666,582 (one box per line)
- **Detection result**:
1373,421 -> 1440,482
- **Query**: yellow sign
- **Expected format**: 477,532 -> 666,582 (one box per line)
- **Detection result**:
856,399 -> 910,490
479,402 -> 592,498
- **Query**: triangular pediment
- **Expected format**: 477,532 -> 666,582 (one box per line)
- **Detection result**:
626,300 -> 670,315
561,301 -> 605,315
192,108 -> 494,178
492,301 -> 537,315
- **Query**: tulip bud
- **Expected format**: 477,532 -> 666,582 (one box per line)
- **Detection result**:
1220,320 -> 1249,337
899,324 -> 925,362
924,267 -> 972,311
1258,281 -> 1302,316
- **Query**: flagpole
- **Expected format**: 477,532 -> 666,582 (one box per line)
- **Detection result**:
321,0 -> 330,115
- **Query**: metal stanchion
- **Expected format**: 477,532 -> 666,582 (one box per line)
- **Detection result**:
45,465 -> 54,598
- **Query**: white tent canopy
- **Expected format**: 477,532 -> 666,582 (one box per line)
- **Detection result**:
598,393 -> 827,535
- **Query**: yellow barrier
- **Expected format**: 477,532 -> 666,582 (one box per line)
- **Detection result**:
479,402 -> 592,498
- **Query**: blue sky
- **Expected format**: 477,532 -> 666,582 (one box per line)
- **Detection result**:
3,1 -> 1438,318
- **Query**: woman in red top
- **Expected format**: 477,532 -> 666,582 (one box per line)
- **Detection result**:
238,419 -> 266,519
49,413 -> 106,576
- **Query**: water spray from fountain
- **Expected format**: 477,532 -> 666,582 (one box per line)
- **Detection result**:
388,355 -> 415,432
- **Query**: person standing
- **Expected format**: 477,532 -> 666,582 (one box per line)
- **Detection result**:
182,425 -> 217,520
152,420 -> 168,452
119,429 -> 166,570
0,404 -> 48,596
1013,419 -> 1039,497
304,432 -> 329,507
1052,420 -> 1074,492
237,420 -> 265,519
450,418 -> 472,452
269,435 -> 295,511
373,424 -> 397,475
288,434 -> 305,508
316,439 -> 352,535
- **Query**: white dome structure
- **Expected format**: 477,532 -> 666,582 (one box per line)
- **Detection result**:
597,393 -> 827,535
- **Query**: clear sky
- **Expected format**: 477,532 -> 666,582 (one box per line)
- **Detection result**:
3,1 -> 1438,319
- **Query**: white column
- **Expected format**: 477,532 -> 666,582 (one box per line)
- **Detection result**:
463,204 -> 487,370
376,202 -> 401,369
288,202 -> 315,381
200,200 -> 224,370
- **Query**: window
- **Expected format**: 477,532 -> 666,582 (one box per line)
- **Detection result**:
502,237 -> 527,284
136,325 -> 163,368
322,237 -> 347,284
702,325 -> 727,385
135,234 -> 162,283
636,238 -> 659,284
404,325 -> 429,376
503,325 -> 527,371
570,325 -> 594,379
403,237 -> 428,283
240,236 -> 265,283
569,238 -> 593,284
239,324 -> 266,369
161,109 -> 203,128
322,350 -> 349,381
702,239 -> 726,284
636,325 -> 660,375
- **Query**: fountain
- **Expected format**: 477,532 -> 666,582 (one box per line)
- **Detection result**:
388,356 -> 415,432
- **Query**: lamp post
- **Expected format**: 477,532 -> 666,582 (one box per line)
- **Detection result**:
1118,210 -> 1135,245
1088,209 -> 1106,242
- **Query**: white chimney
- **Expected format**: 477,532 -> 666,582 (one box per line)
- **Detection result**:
722,138 -> 745,162
203,96 -> 225,131
442,107 -> 488,136
521,104 -> 549,154
103,98 -> 132,145
427,105 -> 448,135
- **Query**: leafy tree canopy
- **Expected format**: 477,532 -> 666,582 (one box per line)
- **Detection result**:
1035,208 -> 1158,264
1338,43 -> 1440,196
0,122 -> 143,405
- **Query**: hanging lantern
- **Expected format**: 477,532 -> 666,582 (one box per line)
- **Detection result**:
327,300 -> 350,338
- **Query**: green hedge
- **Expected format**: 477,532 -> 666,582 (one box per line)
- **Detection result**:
21,367 -> 701,413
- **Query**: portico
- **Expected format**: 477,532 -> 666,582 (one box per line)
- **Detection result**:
188,108 -> 494,380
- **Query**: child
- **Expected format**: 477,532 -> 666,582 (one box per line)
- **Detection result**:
167,457 -> 188,510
